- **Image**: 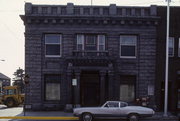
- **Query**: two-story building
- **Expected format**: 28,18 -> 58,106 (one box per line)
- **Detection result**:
21,3 -> 159,111
156,6 -> 180,113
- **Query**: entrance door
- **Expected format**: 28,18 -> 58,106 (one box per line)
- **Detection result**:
80,71 -> 100,106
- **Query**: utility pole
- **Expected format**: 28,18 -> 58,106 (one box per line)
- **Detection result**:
164,0 -> 171,117
91,0 -> 93,6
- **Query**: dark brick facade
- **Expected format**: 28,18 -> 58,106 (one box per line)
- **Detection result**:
156,6 -> 180,113
21,3 -> 159,111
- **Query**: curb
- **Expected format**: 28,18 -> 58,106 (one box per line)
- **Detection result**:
0,116 -> 79,120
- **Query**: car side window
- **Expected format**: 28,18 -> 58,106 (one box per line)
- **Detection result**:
107,102 -> 119,108
120,102 -> 128,107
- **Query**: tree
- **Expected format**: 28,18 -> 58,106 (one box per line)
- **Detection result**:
12,67 -> 25,92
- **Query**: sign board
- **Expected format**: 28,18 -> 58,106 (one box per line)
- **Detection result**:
148,85 -> 154,96
72,79 -> 77,86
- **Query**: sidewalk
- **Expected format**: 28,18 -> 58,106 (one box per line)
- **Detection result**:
19,110 -> 74,117
20,111 -> 179,121
0,105 -> 179,121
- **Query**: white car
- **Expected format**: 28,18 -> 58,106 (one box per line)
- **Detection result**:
73,101 -> 155,121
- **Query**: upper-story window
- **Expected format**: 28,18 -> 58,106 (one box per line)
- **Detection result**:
77,34 -> 105,51
169,37 -> 174,57
45,34 -> 62,57
120,35 -> 137,58
179,38 -> 180,57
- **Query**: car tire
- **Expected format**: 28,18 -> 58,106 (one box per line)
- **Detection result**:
81,113 -> 93,121
128,114 -> 139,121
5,98 -> 15,108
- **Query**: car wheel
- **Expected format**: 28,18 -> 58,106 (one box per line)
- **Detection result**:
81,113 -> 93,121
128,114 -> 139,121
5,98 -> 15,108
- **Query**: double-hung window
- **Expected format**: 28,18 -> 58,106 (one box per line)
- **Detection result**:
45,74 -> 61,101
76,34 -> 105,51
168,37 -> 174,57
98,35 -> 106,51
120,35 -> 137,58
77,34 -> 84,50
45,34 -> 62,57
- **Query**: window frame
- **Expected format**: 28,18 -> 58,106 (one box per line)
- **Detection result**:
97,35 -> 106,51
76,34 -> 106,51
45,34 -> 62,58
168,37 -> 174,57
120,35 -> 137,58
77,34 -> 85,51
44,74 -> 61,101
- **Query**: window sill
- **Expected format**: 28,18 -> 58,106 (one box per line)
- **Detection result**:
45,55 -> 61,58
120,56 -> 136,59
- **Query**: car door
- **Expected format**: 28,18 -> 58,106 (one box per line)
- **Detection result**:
97,102 -> 121,117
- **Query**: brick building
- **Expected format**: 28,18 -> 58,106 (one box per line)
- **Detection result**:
156,6 -> 180,113
21,3 -> 159,110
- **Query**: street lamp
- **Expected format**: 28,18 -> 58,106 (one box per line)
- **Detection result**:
164,0 -> 171,117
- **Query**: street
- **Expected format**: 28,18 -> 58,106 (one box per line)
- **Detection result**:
0,105 -> 127,121
0,105 -> 178,121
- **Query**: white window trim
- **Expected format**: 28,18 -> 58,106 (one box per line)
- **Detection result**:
169,37 -> 174,57
77,34 -> 85,50
120,36 -> 137,58
45,34 -> 62,57
97,35 -> 105,51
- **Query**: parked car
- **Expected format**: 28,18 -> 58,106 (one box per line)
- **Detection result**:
73,101 -> 155,121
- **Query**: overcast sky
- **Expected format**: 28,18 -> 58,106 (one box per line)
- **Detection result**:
0,0 -> 180,80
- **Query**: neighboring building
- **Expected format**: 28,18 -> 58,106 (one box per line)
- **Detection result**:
0,73 -> 11,92
156,6 -> 180,113
21,3 -> 159,111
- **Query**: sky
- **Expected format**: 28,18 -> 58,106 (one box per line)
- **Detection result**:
0,0 -> 180,81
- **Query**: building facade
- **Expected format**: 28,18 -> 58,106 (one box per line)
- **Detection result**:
0,73 -> 10,93
156,6 -> 180,113
21,3 -> 159,111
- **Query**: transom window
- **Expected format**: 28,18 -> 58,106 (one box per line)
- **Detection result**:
120,35 -> 137,58
45,34 -> 62,57
77,34 -> 105,51
168,37 -> 174,57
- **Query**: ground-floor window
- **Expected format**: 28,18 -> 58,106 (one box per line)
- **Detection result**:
119,75 -> 136,102
120,84 -> 134,102
44,74 -> 61,101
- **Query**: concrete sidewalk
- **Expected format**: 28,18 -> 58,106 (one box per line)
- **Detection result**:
20,110 -> 74,117
20,111 -> 179,121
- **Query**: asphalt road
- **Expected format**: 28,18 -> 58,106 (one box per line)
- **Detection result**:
0,105 -> 178,121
